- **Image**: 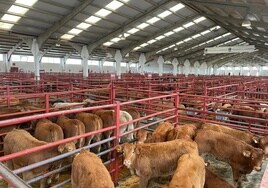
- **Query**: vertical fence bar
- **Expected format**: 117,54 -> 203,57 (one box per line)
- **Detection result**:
7,86 -> 10,107
174,94 -> 179,127
70,84 -> 74,102
202,86 -> 207,123
45,93 -> 50,113
113,101 -> 120,184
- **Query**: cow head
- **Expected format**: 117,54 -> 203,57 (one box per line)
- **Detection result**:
116,143 -> 137,169
259,137 -> 268,158
243,148 -> 263,172
58,142 -> 76,153
136,130 -> 152,144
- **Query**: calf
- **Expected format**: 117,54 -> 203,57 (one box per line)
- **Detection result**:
149,121 -> 174,143
169,153 -> 205,188
202,123 -> 268,157
57,115 -> 86,148
204,168 -> 234,188
4,129 -> 75,188
166,124 -> 197,141
116,139 -> 198,188
71,149 -> 114,188
136,129 -> 152,144
75,112 -> 103,153
195,129 -> 263,187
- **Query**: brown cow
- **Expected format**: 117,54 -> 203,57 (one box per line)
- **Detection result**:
57,115 -> 85,148
169,153 -> 205,188
4,129 -> 76,188
204,168 -> 234,188
122,108 -> 141,128
71,149 -> 114,188
75,112 -> 103,153
202,123 -> 268,157
149,121 -> 174,143
166,124 -> 197,141
116,139 -> 198,188
195,129 -> 263,187
136,129 -> 152,144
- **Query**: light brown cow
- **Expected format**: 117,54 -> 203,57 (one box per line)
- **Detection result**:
204,168 -> 234,188
149,121 -> 174,143
4,129 -> 76,188
57,115 -> 85,148
74,112 -> 103,152
136,129 -> 152,144
169,153 -> 205,188
71,149 -> 114,188
166,124 -> 197,141
195,129 -> 263,187
116,139 -> 198,188
202,123 -> 268,157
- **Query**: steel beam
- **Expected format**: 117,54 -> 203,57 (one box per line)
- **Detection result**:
87,0 -> 170,53
7,40 -> 24,61
37,0 -> 94,48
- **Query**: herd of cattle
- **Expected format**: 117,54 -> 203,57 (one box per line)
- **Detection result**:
0,98 -> 268,188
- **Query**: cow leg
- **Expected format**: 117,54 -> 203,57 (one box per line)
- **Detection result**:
93,133 -> 102,153
139,176 -> 150,188
232,167 -> 242,188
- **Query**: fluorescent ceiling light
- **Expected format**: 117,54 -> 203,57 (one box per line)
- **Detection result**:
111,37 -> 121,42
183,22 -> 195,28
137,23 -> 149,29
127,28 -> 140,34
164,31 -> 174,36
8,5 -> 28,15
168,44 -> 175,48
68,28 -> 83,35
206,39 -> 214,43
201,30 -> 210,35
95,9 -> 111,17
156,35 -> 165,40
134,46 -> 141,51
222,32 -> 231,37
214,36 -> 222,40
184,37 -> 192,42
173,27 -> 184,32
86,16 -> 101,24
77,22 -> 91,29
170,3 -> 185,12
192,34 -> 201,38
140,43 -> 148,47
15,0 -> 37,6
194,17 -> 206,23
176,41 -> 184,45
148,39 -> 157,44
61,34 -> 75,40
242,19 -> 251,27
1,14 -> 21,22
106,1 -> 123,10
158,10 -> 172,18
103,42 -> 114,46
147,17 -> 160,24
232,38 -> 239,41
0,22 -> 13,30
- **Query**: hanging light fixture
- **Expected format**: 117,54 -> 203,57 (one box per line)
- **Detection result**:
242,13 -> 251,27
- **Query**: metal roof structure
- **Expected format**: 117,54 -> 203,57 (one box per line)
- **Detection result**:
0,0 -> 267,66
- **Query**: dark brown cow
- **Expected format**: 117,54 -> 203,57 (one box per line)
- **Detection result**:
116,139 -> 198,188
204,168 -> 234,188
169,153 -> 205,188
149,121 -> 174,143
202,123 -> 268,157
57,115 -> 85,148
195,129 -> 263,187
71,149 -> 114,188
4,129 -> 76,188
75,112 -> 103,153
166,124 -> 197,141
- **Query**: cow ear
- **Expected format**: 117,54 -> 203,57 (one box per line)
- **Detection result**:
58,145 -> 65,153
243,150 -> 251,157
252,137 -> 259,144
115,145 -> 123,153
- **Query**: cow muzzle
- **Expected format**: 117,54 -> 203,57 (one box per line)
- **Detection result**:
254,166 -> 261,171
123,160 -> 132,168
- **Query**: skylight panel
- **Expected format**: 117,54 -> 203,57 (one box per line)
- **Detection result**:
127,28 -> 140,34
111,37 -> 121,42
158,10 -> 172,18
164,31 -> 174,36
173,27 -> 184,32
8,5 -> 28,15
1,14 -> 21,22
170,3 -> 185,12
222,33 -> 231,37
214,36 -> 222,40
77,22 -> 91,29
86,16 -> 101,24
183,22 -> 195,28
15,0 -> 38,6
68,28 -> 82,35
61,34 -> 75,40
232,38 -> 239,41
176,41 -> 184,45
148,39 -> 157,44
184,37 -> 192,42
206,39 -> 214,43
156,35 -> 165,40
194,17 -> 206,23
147,17 -> 160,24
0,22 -> 13,30
168,44 -> 175,48
201,30 -> 210,35
95,9 -> 111,17
133,46 -> 141,51
106,1 -> 123,11
103,42 -> 114,46
140,43 -> 148,47
137,23 -> 149,29
192,34 -> 201,38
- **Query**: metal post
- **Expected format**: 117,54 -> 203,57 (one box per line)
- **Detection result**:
174,94 -> 179,127
45,93 -> 49,113
7,86 -> 10,107
70,84 -> 74,102
113,101 -> 120,184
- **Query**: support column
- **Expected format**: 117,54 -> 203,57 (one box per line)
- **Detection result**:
139,53 -> 146,75
31,39 -> 41,80
172,58 -> 178,76
194,61 -> 200,75
81,45 -> 89,78
259,66 -> 263,76
184,59 -> 191,76
60,56 -> 67,72
157,56 -> 164,76
213,64 -> 218,75
248,65 -> 252,76
3,54 -> 9,72
99,59 -> 104,73
114,50 -> 123,79
126,61 -> 130,73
